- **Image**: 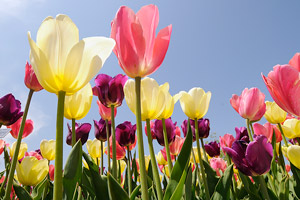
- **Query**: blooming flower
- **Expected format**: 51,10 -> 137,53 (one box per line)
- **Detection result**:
282,145 -> 300,169
96,100 -> 116,121
24,62 -> 43,91
169,135 -> 185,156
94,119 -> 111,142
86,139 -> 102,159
66,122 -> 91,145
111,5 -> 172,78
204,141 -> 220,157
156,151 -> 167,166
7,117 -> 33,139
264,101 -> 286,124
252,122 -> 282,143
219,134 -> 235,151
0,94 -> 23,126
153,118 -> 176,146
210,158 -> 227,176
235,127 -> 250,142
105,137 -> 126,160
9,141 -> 27,160
181,118 -> 210,141
157,83 -> 178,119
281,118 -> 300,139
40,139 -> 56,161
115,121 -> 136,147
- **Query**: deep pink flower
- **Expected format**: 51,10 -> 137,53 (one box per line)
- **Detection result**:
96,100 -> 117,121
0,94 -> 23,126
153,118 -> 176,146
169,135 -> 185,156
49,164 -> 54,181
111,5 -> 172,78
253,122 -> 282,143
219,134 -> 235,151
94,119 -> 111,142
210,158 -> 227,176
25,151 -> 43,160
7,117 -> 33,139
145,120 -> 156,139
204,141 -> 220,157
115,121 -> 136,147
235,127 -> 250,143
230,88 -> 266,122
24,62 -> 43,91
66,123 -> 91,146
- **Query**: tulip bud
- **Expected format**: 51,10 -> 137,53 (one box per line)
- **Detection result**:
153,118 -> 176,146
115,121 -> 136,147
7,117 -> 33,139
40,139 -> 56,161
97,100 -> 117,121
24,62 -> 43,91
219,134 -> 235,151
264,101 -> 286,124
86,139 -> 102,159
0,94 -> 23,126
9,141 -> 27,160
210,158 -> 227,176
204,141 -> 220,157
169,136 -> 185,156
66,122 -> 91,145
49,164 -> 54,181
94,119 -> 111,142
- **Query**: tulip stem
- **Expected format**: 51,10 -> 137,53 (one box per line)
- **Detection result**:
246,119 -> 254,141
162,118 -> 173,172
101,141 -> 104,175
4,89 -> 34,200
194,118 -> 210,200
135,77 -> 149,200
146,119 -> 163,200
225,154 -> 238,200
72,118 -> 76,147
105,119 -> 111,172
277,123 -> 289,147
53,91 -> 66,200
126,146 -> 132,196
191,149 -> 202,192
200,138 -> 208,162
258,175 -> 270,200
111,105 -> 117,178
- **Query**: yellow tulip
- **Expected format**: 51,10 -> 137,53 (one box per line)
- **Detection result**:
144,155 -> 151,172
282,145 -> 300,169
190,147 -> 210,164
86,139 -> 102,159
282,119 -> 300,139
124,77 -> 167,121
176,88 -> 211,119
40,139 -> 56,160
157,83 -> 178,119
9,142 -> 27,160
28,14 -> 115,95
16,156 -> 49,186
264,101 -> 286,124
83,157 -> 100,168
64,83 -> 93,120
156,151 -> 167,166
120,160 -> 126,174
162,165 -> 170,177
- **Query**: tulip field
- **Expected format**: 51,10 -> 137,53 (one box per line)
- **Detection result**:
1,3 -> 300,200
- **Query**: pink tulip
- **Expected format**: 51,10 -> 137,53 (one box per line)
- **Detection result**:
210,157 -> 227,176
7,117 -> 33,139
253,122 -> 282,143
97,100 -> 117,121
24,62 -> 43,91
111,5 -> 172,78
49,164 -> 54,181
169,135 -> 185,156
219,134 -> 235,151
230,88 -> 266,122
289,52 -> 300,71
25,151 -> 43,160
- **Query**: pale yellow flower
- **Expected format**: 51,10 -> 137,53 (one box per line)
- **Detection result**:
282,119 -> 300,139
86,139 -> 102,158
40,139 -> 56,160
9,142 -> 27,160
282,145 -> 300,169
264,101 -> 286,124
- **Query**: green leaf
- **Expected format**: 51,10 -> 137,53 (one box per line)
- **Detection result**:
31,177 -> 48,200
169,166 -> 188,200
202,160 -> 219,196
238,171 -> 262,200
130,184 -> 141,200
184,167 -> 192,200
63,140 -> 83,200
291,163 -> 300,198
211,164 -> 233,200
107,173 -> 130,200
13,183 -> 33,200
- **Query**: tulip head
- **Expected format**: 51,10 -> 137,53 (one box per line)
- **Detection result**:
86,139 -> 102,158
105,137 -> 126,160
7,117 -> 33,139
24,62 -> 43,91
264,101 -> 286,124
282,145 -> 300,169
40,139 -> 56,160
219,134 -> 235,151
25,151 -> 43,160
153,118 -> 176,146
66,122 -> 91,145
253,122 -> 282,143
235,127 -> 250,142
169,135 -> 185,156
282,118 -> 300,139
94,119 -> 111,142
210,158 -> 227,176
204,141 -> 220,157
158,83 -> 178,119
96,100 -> 117,121
0,94 -> 23,126
49,164 -> 54,181
156,151 -> 167,166
181,118 -> 210,141
9,141 -> 27,160
115,121 -> 136,147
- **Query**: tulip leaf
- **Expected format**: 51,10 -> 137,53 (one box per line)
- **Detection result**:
107,172 -> 130,200
203,160 -> 219,196
13,183 -> 33,200
238,171 -> 262,200
184,166 -> 193,200
291,163 -> 300,198
63,140 -> 82,200
81,167 -> 96,198
31,177 -> 48,200
211,164 -> 233,200
130,184 -> 141,200
163,119 -> 192,200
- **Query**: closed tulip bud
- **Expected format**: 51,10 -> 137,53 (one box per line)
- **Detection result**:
94,119 -> 111,142
7,117 -> 33,139
282,145 -> 300,169
204,141 -> 220,157
153,118 -> 176,146
210,158 -> 227,176
264,101 -> 286,124
156,151 -> 167,166
24,62 -> 43,91
253,122 -> 282,143
235,127 -> 250,142
66,122 -> 91,146
219,134 -> 235,151
0,94 -> 23,126
86,139 -> 102,158
97,100 -> 116,121
169,136 -> 185,156
182,118 -> 210,141
9,142 -> 27,160
282,119 -> 300,139
40,139 -> 56,160
105,137 -> 126,160
115,121 -> 136,147
16,156 -> 49,186
49,164 -> 54,181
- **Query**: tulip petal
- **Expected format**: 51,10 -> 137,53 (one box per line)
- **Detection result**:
124,79 -> 137,116
287,145 -> 300,169
179,91 -> 194,119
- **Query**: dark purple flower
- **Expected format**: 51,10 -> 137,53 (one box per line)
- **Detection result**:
223,135 -> 273,176
153,118 -> 176,146
204,141 -> 220,157
35,149 -> 43,157
181,118 -> 210,141
235,127 -> 250,143
94,119 -> 111,142
115,121 -> 136,147
0,94 -> 23,126
66,123 -> 91,146
93,74 -> 128,108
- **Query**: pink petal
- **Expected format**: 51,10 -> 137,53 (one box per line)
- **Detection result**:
289,53 -> 300,72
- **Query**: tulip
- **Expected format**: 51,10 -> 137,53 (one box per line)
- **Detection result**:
158,83 -> 178,120
97,100 -> 116,121
264,101 -> 286,124
16,156 -> 49,186
7,117 -> 33,139
210,158 -> 227,176
169,135 -> 185,156
281,119 -> 300,139
94,119 -> 111,142
9,142 -> 27,160
160,148 -> 175,162
49,164 -> 55,181
86,139 -> 102,159
0,140 -> 7,155
111,5 -> 172,78
156,151 -> 167,166
230,88 -> 266,122
124,77 -> 168,121
105,137 -> 126,160
204,141 -> 220,157
223,135 -> 273,176
24,62 -> 43,91
286,164 -> 291,173
153,118 -> 176,146
174,126 -> 181,137
25,151 -> 43,160
115,121 -> 136,147
128,135 -> 137,151
145,120 -> 156,139
40,140 -> 56,161
177,88 -> 211,120
219,134 -> 235,151
190,147 -> 210,164
0,94 -> 23,126
253,122 -> 282,143
235,127 -> 250,142
282,145 -> 300,169
181,118 -> 210,141
64,83 -> 93,120
66,122 -> 91,146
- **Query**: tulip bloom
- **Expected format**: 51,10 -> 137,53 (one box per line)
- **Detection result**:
25,151 -> 43,160
282,145 -> 300,169
86,139 -> 102,159
181,118 -> 210,141
235,127 -> 250,142
94,119 -> 111,142
97,100 -> 116,121
64,83 -> 93,120
281,118 -> 300,139
124,77 -> 168,120
28,14 -> 115,95
158,83 -> 178,119
204,141 -> 220,157
24,62 -> 43,91
9,142 -> 27,160
219,134 -> 235,151
40,139 -> 56,161
105,137 -> 126,160
7,117 -> 33,139
253,122 -> 282,143
210,158 -> 227,176
0,94 -> 23,126
66,122 -> 91,145
93,74 -> 128,108
264,101 -> 286,124
177,88 -> 211,120
169,135 -> 185,156
223,135 -> 273,176
16,156 -> 49,186
111,5 -> 172,78
153,118 -> 176,146
156,151 -> 167,166
115,121 -> 136,147
230,88 -> 266,122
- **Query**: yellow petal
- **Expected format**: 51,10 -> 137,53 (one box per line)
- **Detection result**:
287,145 -> 300,169
124,79 -> 137,116
264,101 -> 286,124
283,119 -> 300,139
40,139 -> 56,160
9,142 -> 27,160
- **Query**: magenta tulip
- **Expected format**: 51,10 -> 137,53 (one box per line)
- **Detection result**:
235,127 -> 250,142
181,118 -> 210,141
204,141 -> 220,157
115,121 -> 136,147
94,119 -> 111,142
66,123 -> 91,146
0,94 -> 23,126
153,118 -> 176,146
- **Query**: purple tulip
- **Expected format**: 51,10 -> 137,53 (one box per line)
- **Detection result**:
223,135 -> 273,176
66,123 -> 91,146
0,94 -> 23,126
94,119 -> 111,142
235,127 -> 250,143
204,141 -> 220,157
181,118 -> 210,141
153,118 -> 176,146
115,121 -> 136,147
93,74 -> 128,108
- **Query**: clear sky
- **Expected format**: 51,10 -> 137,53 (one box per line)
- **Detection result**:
0,0 -> 299,166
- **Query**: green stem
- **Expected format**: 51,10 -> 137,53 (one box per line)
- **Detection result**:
258,176 -> 270,200
111,106 -> 117,178
53,91 -> 66,200
266,173 -> 276,195
246,119 -> 254,141
277,123 -> 288,147
191,149 -> 202,192
162,118 -> 173,172
200,138 -> 208,162
194,118 -> 210,200
0,170 -> 8,194
226,154 -> 237,200
101,141 -> 104,175
135,77 -> 148,200
296,138 -> 300,146
72,118 -> 76,147
4,89 -> 34,200
77,186 -> 82,200
126,146 -> 132,196
105,119 -> 111,172
146,119 -> 163,200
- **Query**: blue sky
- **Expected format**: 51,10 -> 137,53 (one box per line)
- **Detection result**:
1,0 -> 300,166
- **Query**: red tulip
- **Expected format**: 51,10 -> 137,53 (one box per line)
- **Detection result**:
169,135 -> 185,156
24,62 -> 43,91
96,100 -> 116,121
219,134 -> 235,151
7,117 -> 33,139
49,164 -> 54,181
105,136 -> 126,160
